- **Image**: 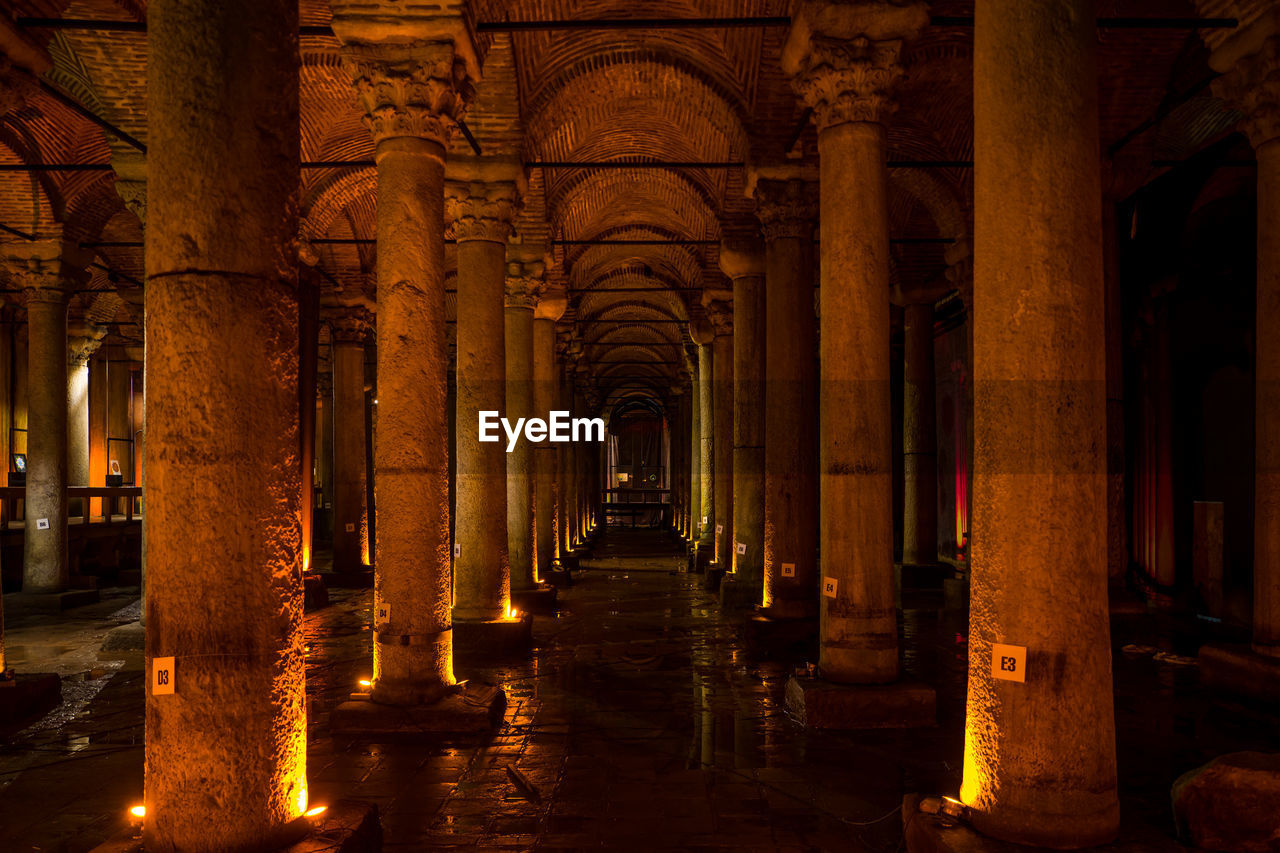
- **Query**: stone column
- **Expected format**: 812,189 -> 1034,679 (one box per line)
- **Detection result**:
316,367 -> 334,542
145,0 -> 306,846
957,0 -> 1119,846
555,346 -> 574,561
784,0 -> 927,685
692,325 -> 715,563
534,294 -> 567,577
719,244 -> 766,608
1203,25 -> 1280,656
326,305 -> 372,577
754,175 -> 819,619
707,298 -> 734,576
505,252 -> 543,594
334,17 -> 477,706
668,387 -> 685,534
449,168 -> 520,625
901,301 -> 938,568
297,263 -> 320,572
688,354 -> 701,549
67,327 -> 106,519
1,241 -> 88,594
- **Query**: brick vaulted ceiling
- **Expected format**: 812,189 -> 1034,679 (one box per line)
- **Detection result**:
0,0 -> 1250,405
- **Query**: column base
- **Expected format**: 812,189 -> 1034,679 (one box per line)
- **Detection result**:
743,613 -> 818,659
90,798 -> 382,853
452,613 -> 534,658
331,681 -> 506,737
304,574 -> 330,610
703,564 -> 725,592
511,584 -> 557,614
785,676 -> 935,729
1173,751 -> 1280,853
693,542 -> 714,573
99,621 -> 145,663
9,589 -> 100,611
901,794 -> 1024,853
546,564 -> 573,587
1199,643 -> 1280,705
718,576 -> 760,611
897,562 -> 949,589
0,672 -> 61,729
324,570 -> 374,589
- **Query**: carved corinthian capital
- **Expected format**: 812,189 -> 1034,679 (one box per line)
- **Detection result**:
505,256 -> 546,309
782,0 -> 929,131
1211,34 -> 1280,150
341,42 -> 473,148
753,178 -> 819,241
445,180 -> 521,243
326,305 -> 375,344
1,239 -> 91,300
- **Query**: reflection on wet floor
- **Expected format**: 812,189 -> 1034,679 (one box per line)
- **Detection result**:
2,529 -> 1280,850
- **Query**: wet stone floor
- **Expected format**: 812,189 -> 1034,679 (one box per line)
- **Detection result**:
2,528 -> 1280,851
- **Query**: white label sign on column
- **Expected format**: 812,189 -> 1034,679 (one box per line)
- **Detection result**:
375,601 -> 390,623
36,518 -> 50,530
735,542 -> 746,555
822,577 -> 838,598
344,522 -> 355,533
991,643 -> 1027,683
715,524 -> 723,535
453,543 -> 461,558
781,562 -> 796,578
152,656 -> 175,695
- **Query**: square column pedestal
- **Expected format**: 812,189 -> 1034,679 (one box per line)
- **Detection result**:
901,794 -> 1024,853
786,675 -> 935,729
331,681 -> 506,737
0,673 -> 61,730
90,799 -> 382,853
453,612 -> 534,658
743,613 -> 819,660
1199,644 -> 1280,705
510,585 -> 557,614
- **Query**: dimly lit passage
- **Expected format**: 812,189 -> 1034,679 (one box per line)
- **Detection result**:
0,1 -> 1279,851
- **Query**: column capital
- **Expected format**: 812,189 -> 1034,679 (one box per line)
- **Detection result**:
1,239 -> 92,298
112,152 -> 147,227
445,174 -> 522,243
1209,33 -> 1280,150
782,0 -> 929,132
752,176 -> 818,241
325,304 -> 375,344
68,324 -> 107,367
340,41 -> 473,148
504,257 -> 546,309
535,288 -> 568,322
702,290 -> 734,336
718,239 -> 765,280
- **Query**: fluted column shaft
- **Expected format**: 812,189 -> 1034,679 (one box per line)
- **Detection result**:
144,0 -> 305,846
959,0 -> 1119,846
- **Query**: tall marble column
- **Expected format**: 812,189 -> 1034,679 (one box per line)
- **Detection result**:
297,264 -> 320,572
959,0 -> 1119,845
707,297 -> 734,575
67,326 -> 106,520
145,0 -> 306,846
505,252 -> 544,593
754,175 -> 819,619
719,244 -> 765,607
334,13 -> 478,705
326,305 -> 372,576
692,323 -> 715,563
688,354 -> 701,549
1202,24 -> 1280,656
533,293 -> 566,578
901,301 -> 938,568
784,0 -> 926,684
1,241 -> 88,594
449,166 -> 521,624
668,386 -> 686,535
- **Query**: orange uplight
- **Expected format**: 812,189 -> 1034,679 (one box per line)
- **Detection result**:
129,805 -> 146,819
358,678 -> 371,687
305,805 -> 327,818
